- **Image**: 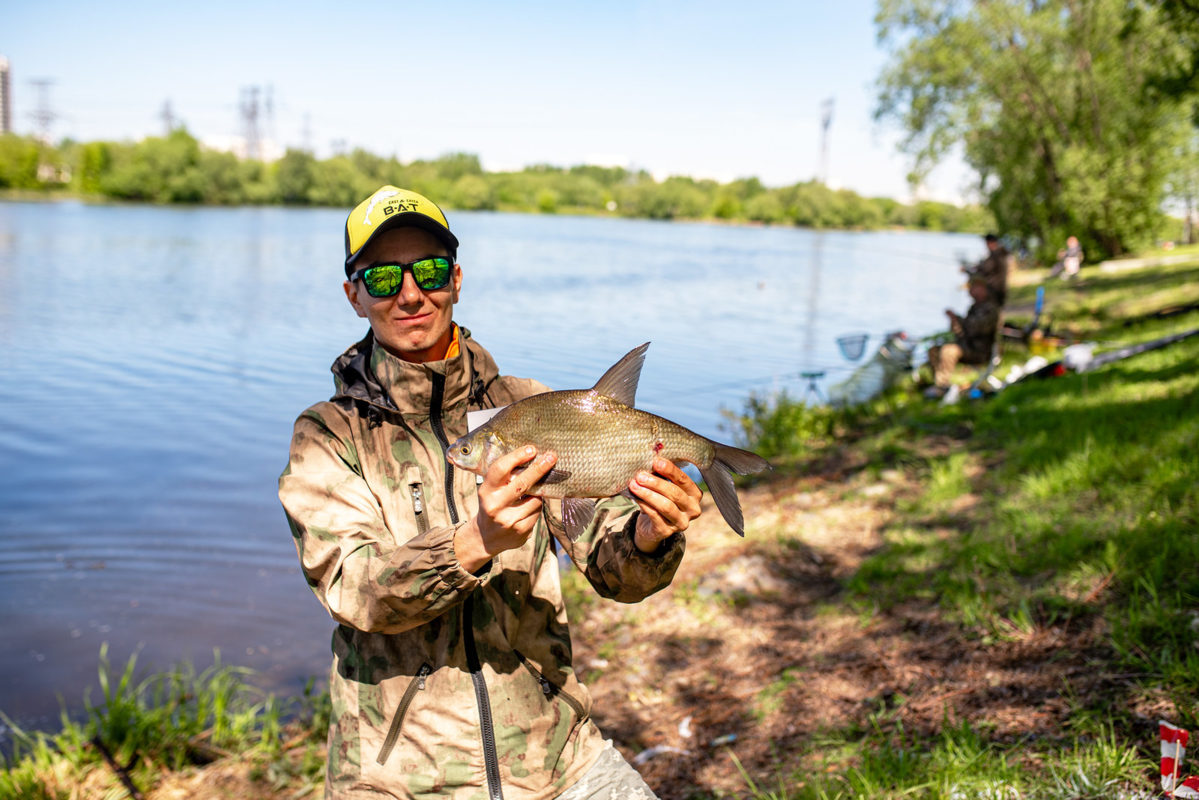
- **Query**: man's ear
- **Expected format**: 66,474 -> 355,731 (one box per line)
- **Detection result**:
343,280 -> 368,318
450,263 -> 462,304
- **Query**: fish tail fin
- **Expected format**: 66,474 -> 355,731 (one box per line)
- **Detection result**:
698,443 -> 771,537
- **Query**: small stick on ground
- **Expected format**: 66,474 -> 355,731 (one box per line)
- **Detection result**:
90,735 -> 144,800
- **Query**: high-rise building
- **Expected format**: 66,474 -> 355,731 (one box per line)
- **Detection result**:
0,57 -> 11,134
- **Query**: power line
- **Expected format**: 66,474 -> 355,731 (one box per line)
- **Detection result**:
27,77 -> 57,143
159,100 -> 177,135
818,97 -> 834,185
239,86 -> 261,160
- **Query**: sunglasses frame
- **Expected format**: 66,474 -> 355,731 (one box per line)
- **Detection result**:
349,256 -> 454,297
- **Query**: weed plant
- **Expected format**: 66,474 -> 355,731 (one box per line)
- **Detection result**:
0,644 -> 323,800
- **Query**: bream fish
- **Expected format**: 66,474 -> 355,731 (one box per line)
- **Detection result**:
447,343 -> 770,540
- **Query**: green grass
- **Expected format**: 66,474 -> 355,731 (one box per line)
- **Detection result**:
729,253 -> 1199,797
0,644 -> 328,800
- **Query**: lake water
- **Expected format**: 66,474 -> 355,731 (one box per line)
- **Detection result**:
0,201 -> 977,739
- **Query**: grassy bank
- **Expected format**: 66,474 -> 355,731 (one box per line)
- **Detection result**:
3,252 -> 1196,798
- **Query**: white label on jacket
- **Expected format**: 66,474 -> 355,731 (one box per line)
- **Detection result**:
466,406 -> 507,432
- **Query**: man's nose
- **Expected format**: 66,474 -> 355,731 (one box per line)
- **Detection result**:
398,269 -> 424,304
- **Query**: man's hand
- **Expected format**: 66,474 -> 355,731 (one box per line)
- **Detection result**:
627,458 -> 703,553
455,446 -> 557,572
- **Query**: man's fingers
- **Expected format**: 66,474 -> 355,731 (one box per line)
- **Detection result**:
652,458 -> 703,501
507,451 -> 557,499
484,446 -> 539,488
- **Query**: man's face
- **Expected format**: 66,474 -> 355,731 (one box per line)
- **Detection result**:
343,227 -> 462,363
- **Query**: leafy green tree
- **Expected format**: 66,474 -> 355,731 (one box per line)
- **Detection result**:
876,0 -> 1193,259
0,134 -> 43,189
275,149 -> 316,204
73,141 -> 111,194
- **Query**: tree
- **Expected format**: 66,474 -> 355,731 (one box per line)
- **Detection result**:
0,134 -> 42,189
875,0 -> 1193,259
275,149 -> 316,205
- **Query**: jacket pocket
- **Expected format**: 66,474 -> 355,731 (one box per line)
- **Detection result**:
376,662 -> 431,766
513,649 -> 587,722
406,466 -> 429,535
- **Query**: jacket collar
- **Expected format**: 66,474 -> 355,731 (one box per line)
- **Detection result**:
329,327 -> 501,416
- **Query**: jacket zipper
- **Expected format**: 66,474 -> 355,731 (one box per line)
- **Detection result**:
464,594 -> 503,800
429,372 -> 459,525
376,663 -> 431,766
513,649 -> 587,720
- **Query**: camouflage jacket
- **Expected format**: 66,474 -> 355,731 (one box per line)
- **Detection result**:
966,246 -> 1010,302
279,328 -> 685,800
951,299 -> 1001,361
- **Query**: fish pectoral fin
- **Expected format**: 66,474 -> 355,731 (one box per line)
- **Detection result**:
562,498 -> 597,541
539,467 -> 572,485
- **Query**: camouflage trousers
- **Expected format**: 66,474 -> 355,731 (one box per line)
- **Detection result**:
554,740 -> 659,800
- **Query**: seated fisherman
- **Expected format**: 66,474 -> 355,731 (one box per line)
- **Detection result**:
924,275 -> 1001,398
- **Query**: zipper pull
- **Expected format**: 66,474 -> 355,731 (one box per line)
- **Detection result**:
410,485 -> 424,514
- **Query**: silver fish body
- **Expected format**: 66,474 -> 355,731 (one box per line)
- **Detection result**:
447,343 -> 770,538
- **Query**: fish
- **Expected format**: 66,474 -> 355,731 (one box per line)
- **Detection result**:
447,343 -> 770,540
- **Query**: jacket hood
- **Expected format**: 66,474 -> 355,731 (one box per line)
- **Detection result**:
329,327 -> 502,415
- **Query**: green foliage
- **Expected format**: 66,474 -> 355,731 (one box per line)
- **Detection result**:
0,134 -> 45,189
0,642 -> 303,799
876,0 -> 1195,260
725,390 -> 840,462
0,133 -> 992,233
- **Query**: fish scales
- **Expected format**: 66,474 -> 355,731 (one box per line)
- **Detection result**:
494,390 -> 713,498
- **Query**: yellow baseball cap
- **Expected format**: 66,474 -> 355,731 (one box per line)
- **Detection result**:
344,185 -> 459,274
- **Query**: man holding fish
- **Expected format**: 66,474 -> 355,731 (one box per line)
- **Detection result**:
279,185 -> 766,799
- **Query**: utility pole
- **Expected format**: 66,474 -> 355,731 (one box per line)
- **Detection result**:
264,84 -> 275,158
818,97 -> 834,185
301,112 -> 313,154
0,57 -> 12,135
159,100 -> 177,135
239,86 -> 261,161
28,77 -> 57,144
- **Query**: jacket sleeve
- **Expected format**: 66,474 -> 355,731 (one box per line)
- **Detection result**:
278,406 -> 482,635
551,495 -> 686,604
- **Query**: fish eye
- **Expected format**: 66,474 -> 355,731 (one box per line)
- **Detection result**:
460,444 -> 472,455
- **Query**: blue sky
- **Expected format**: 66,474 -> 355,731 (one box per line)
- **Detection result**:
2,0 -> 969,202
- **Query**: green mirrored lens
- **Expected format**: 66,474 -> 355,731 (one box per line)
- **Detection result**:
359,257 -> 451,297
363,266 -> 404,297
412,257 -> 451,289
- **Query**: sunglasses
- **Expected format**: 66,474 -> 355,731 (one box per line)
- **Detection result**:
349,256 -> 453,297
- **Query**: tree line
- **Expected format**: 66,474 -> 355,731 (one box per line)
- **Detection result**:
0,129 -> 991,234
875,0 -> 1199,261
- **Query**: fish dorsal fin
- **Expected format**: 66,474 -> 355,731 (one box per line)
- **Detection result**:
591,342 -> 650,407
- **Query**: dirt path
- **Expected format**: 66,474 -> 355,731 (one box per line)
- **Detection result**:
572,460 -> 1135,797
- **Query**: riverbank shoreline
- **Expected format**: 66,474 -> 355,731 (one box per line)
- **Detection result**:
3,250 -> 1197,799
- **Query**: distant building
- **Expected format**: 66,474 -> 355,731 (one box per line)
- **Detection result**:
0,57 -> 11,134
